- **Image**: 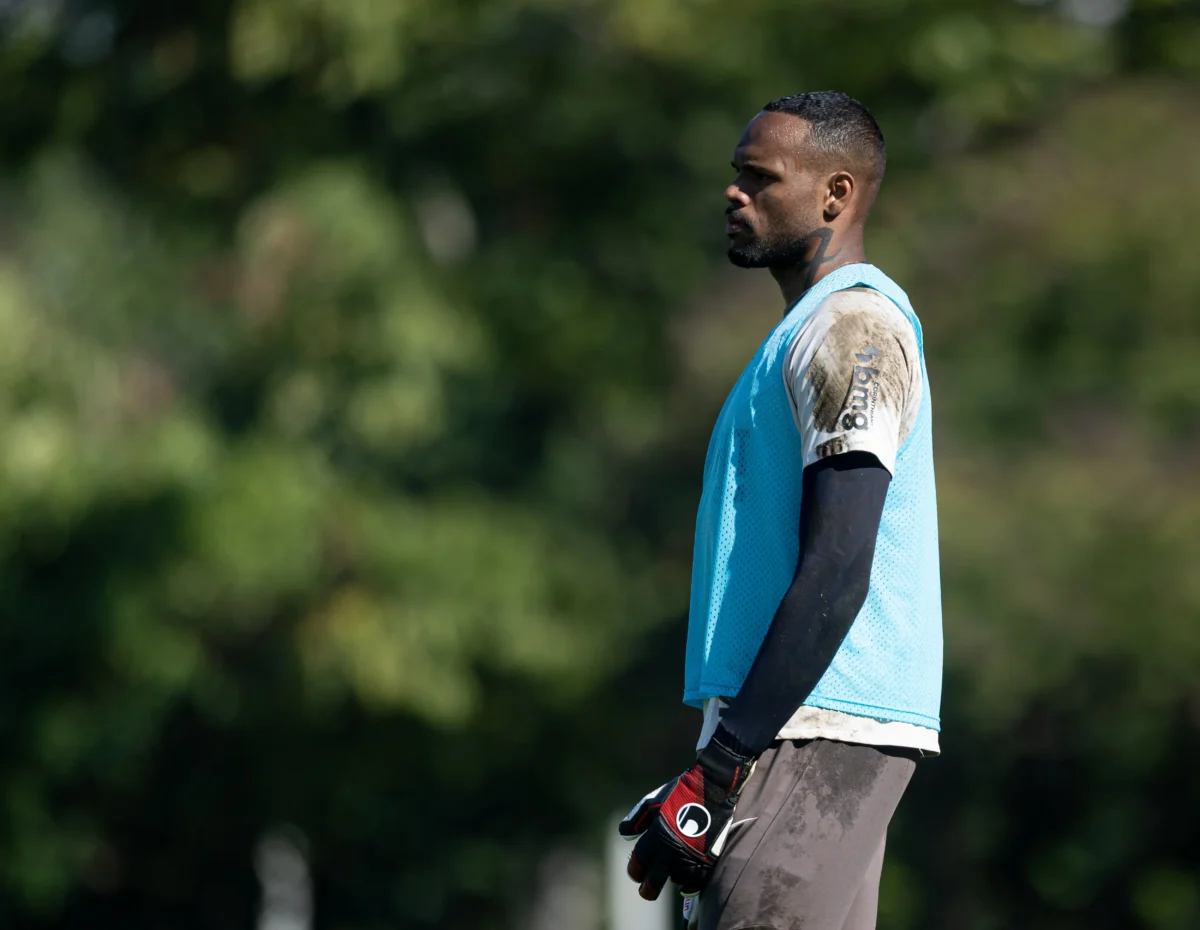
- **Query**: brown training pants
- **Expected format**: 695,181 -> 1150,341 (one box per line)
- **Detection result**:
696,738 -> 918,930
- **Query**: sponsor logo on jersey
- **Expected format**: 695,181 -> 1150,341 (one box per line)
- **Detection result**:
843,345 -> 881,430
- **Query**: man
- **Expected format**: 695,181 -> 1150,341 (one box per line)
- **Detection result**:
619,91 -> 942,930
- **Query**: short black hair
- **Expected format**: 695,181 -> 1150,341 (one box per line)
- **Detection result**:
762,91 -> 886,194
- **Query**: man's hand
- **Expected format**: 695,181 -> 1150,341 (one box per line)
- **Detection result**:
617,735 -> 754,900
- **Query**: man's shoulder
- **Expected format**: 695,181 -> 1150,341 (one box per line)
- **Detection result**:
808,286 -> 913,340
787,286 -> 917,366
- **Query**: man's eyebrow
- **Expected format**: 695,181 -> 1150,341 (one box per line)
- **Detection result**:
733,158 -> 779,176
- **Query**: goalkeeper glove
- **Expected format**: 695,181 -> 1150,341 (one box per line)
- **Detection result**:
617,733 -> 754,900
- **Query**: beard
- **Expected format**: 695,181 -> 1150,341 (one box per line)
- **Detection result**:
726,226 -> 816,269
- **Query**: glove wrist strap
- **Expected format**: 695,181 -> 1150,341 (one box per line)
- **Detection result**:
696,729 -> 755,797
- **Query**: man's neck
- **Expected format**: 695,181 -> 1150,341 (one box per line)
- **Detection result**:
771,228 -> 866,308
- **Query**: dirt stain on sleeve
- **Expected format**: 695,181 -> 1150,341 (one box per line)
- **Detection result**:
806,288 -> 913,435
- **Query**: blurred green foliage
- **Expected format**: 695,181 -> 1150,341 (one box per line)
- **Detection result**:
1,0 -> 1199,928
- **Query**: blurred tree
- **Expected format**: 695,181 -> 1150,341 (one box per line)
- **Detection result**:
0,0 -> 1199,928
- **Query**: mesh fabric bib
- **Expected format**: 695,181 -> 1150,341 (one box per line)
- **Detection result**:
683,263 -> 942,730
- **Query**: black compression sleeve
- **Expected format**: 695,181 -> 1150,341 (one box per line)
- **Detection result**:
710,451 -> 891,758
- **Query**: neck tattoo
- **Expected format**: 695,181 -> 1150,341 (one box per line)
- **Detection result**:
798,228 -> 842,292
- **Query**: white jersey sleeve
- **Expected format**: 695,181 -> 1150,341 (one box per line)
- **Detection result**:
783,287 -> 922,475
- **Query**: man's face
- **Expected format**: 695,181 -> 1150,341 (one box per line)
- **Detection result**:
725,112 -> 824,268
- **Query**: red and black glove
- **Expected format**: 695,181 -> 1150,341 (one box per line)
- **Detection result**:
617,735 -> 755,900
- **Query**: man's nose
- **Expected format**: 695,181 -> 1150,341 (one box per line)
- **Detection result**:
725,184 -> 750,207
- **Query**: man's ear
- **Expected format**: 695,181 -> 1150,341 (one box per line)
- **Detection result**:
823,170 -> 855,221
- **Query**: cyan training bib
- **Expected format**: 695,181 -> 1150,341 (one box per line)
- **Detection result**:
683,263 -> 943,730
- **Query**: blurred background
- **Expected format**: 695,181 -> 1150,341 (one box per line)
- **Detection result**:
1,0 -> 1200,928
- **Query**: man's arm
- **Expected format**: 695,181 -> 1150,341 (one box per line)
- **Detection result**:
710,451 -> 891,757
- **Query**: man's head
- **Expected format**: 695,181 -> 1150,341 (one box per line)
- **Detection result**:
725,91 -> 886,270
